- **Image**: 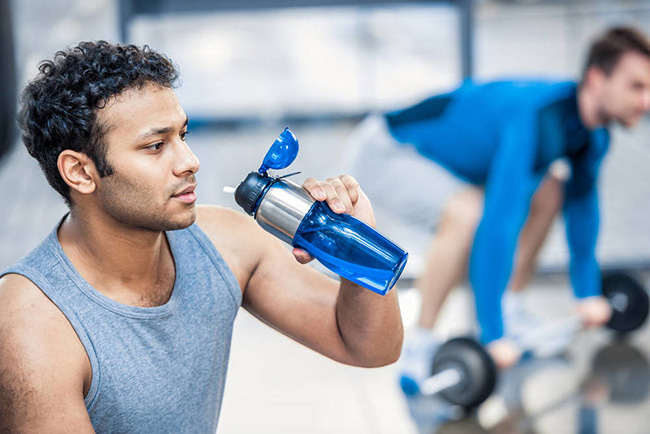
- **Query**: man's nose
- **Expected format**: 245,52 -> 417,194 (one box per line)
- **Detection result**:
173,140 -> 200,176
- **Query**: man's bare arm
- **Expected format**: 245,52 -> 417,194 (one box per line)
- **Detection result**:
197,176 -> 403,368
0,274 -> 95,433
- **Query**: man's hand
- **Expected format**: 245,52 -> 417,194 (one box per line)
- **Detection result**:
575,296 -> 612,328
487,296 -> 611,370
487,338 -> 522,370
293,175 -> 375,264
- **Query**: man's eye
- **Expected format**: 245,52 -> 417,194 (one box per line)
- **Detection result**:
147,142 -> 164,150
181,130 -> 191,141
631,81 -> 645,91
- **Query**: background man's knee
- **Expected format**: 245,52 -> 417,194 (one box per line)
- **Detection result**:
440,190 -> 483,234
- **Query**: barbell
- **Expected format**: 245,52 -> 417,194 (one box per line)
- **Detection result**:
401,272 -> 649,409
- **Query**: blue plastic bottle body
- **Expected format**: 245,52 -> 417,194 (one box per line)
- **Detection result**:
292,201 -> 408,295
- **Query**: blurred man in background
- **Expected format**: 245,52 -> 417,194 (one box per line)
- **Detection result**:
345,26 -> 650,379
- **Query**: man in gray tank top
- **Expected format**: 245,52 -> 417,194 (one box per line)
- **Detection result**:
0,41 -> 403,433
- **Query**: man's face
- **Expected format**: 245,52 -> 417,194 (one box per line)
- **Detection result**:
597,51 -> 650,127
94,83 -> 200,232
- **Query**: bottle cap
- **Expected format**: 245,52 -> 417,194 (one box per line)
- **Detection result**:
258,127 -> 299,174
234,172 -> 274,215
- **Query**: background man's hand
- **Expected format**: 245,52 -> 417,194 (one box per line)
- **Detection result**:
487,338 -> 522,370
576,296 -> 612,328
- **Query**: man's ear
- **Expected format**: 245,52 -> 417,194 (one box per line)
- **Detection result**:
584,65 -> 607,91
57,150 -> 98,196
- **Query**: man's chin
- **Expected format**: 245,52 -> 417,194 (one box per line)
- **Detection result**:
176,210 -> 197,230
619,113 -> 645,128
162,209 -> 197,231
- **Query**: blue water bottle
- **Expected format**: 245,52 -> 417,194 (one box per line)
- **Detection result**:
233,128 -> 408,295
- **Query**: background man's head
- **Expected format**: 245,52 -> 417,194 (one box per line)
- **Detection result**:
582,26 -> 650,127
18,41 -> 180,206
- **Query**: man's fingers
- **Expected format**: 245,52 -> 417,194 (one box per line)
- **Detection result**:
302,177 -> 327,201
320,182 -> 347,213
303,177 -> 347,213
326,177 -> 353,213
292,248 -> 314,264
339,175 -> 361,204
302,175 -> 365,215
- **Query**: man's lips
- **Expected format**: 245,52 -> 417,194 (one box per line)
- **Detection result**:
172,184 -> 197,203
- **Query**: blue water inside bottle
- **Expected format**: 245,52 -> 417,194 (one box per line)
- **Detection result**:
293,201 -> 408,295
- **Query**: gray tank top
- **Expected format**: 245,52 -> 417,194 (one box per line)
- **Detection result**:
2,219 -> 242,433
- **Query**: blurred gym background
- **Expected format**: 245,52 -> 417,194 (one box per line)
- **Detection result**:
1,0 -> 650,433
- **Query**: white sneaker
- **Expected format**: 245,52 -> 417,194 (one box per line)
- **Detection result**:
397,327 -> 442,396
503,291 -> 574,358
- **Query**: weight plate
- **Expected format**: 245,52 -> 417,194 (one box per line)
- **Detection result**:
602,273 -> 649,333
430,337 -> 497,409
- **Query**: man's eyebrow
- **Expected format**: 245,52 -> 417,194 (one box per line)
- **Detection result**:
138,116 -> 189,140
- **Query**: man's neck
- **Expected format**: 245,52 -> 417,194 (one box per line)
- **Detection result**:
58,209 -> 175,307
577,84 -> 607,130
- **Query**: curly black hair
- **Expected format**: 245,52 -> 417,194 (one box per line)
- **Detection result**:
18,40 -> 180,206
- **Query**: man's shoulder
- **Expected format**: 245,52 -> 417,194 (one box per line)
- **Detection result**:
0,272 -> 47,315
192,204 -> 279,283
474,78 -> 576,101
479,77 -> 575,90
0,271 -> 90,355
0,273 -> 71,344
0,271 -> 89,363
195,204 -> 246,223
456,79 -> 577,121
194,204 -> 261,242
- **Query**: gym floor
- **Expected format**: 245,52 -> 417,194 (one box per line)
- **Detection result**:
4,0 -> 650,433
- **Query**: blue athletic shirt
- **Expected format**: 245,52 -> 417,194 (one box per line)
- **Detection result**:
385,79 -> 610,344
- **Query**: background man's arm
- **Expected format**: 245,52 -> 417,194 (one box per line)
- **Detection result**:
564,168 -> 601,298
470,114 -> 540,345
563,131 -> 609,306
